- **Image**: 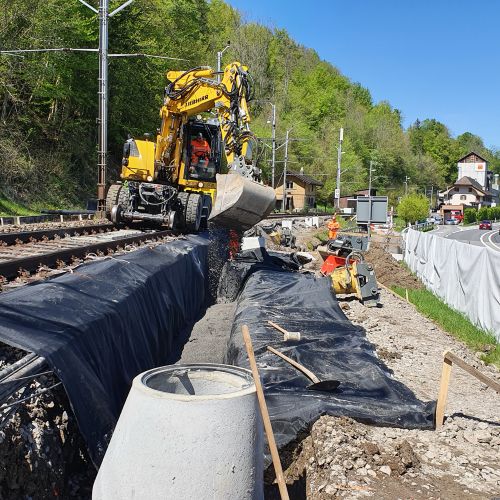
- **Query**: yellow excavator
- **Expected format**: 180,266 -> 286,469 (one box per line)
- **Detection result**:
105,62 -> 276,231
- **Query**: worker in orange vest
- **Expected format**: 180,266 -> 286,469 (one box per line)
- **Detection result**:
328,215 -> 340,240
190,132 -> 211,171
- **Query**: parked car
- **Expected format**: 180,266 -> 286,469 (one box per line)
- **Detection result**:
445,218 -> 459,225
479,220 -> 492,230
433,215 -> 443,224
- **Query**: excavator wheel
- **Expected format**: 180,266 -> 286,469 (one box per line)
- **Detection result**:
185,193 -> 203,232
175,192 -> 189,230
105,183 -> 122,218
200,195 -> 212,230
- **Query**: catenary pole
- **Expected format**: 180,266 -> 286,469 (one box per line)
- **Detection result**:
282,129 -> 289,211
271,103 -> 276,189
78,0 -> 135,213
96,0 -> 109,212
368,160 -> 374,239
335,127 -> 343,209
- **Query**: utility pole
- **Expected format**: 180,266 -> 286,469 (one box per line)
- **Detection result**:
78,0 -> 134,213
404,175 -> 410,195
282,129 -> 290,212
335,127 -> 343,209
217,41 -> 230,83
368,160 -> 374,238
271,103 -> 276,189
430,185 -> 434,210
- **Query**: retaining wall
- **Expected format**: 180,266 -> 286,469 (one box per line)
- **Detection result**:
404,228 -> 500,339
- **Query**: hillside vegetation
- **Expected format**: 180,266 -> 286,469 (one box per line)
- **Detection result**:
1,0 -> 499,211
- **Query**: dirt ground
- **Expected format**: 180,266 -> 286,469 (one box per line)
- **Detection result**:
271,288 -> 499,499
365,242 -> 423,289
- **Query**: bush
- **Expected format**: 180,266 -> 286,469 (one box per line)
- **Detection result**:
463,208 -> 478,224
477,206 -> 491,221
490,206 -> 500,221
397,194 -> 429,224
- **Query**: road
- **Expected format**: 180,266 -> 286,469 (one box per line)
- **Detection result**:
433,222 -> 500,251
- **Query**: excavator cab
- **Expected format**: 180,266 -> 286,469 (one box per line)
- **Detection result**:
184,121 -> 221,183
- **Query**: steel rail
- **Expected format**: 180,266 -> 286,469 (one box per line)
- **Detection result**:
0,224 -> 114,246
266,212 -> 334,219
0,230 -> 171,280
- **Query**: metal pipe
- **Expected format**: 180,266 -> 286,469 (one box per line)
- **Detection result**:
0,354 -> 48,405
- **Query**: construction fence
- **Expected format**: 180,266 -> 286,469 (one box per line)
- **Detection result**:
404,228 -> 500,340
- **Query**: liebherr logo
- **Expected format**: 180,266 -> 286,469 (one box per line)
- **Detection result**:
186,94 -> 209,107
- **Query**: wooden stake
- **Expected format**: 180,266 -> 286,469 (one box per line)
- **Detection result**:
242,325 -> 290,500
435,350 -> 500,429
405,288 -> 409,303
435,355 -> 453,429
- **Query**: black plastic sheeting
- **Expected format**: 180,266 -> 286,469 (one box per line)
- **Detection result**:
222,249 -> 436,460
0,235 -> 210,466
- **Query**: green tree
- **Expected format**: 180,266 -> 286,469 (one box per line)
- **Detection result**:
397,194 -> 429,224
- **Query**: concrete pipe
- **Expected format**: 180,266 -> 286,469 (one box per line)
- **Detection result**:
93,364 -> 264,500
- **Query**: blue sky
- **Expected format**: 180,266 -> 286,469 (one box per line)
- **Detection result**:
227,0 -> 500,150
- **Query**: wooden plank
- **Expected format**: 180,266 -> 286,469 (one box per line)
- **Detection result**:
444,351 -> 500,393
435,354 -> 453,429
242,326 -> 289,500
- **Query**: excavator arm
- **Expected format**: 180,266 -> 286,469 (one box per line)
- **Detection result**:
156,62 -> 258,180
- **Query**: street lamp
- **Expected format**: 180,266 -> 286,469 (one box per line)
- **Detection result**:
217,41 -> 230,83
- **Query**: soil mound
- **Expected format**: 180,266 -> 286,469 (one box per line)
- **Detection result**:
365,242 -> 422,289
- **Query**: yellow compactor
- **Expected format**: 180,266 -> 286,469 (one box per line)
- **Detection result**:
106,62 -> 275,231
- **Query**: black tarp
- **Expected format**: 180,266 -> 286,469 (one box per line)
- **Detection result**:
0,235 -> 210,465
222,250 -> 435,460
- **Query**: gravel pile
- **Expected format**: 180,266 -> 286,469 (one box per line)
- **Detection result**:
0,376 -> 94,499
277,413 -> 498,499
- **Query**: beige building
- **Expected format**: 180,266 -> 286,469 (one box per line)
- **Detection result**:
442,176 -> 494,208
274,169 -> 323,211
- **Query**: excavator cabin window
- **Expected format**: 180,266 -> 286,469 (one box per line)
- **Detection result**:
185,123 -> 220,183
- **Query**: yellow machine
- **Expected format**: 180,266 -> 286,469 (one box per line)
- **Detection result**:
106,62 -> 275,231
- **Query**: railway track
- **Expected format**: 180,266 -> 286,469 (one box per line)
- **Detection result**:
0,228 -> 171,280
0,223 -> 114,246
266,212 -> 333,219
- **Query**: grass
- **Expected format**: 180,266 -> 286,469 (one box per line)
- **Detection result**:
392,285 -> 500,368
0,196 -> 37,216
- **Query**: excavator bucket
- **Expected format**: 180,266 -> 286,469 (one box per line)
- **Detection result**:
209,173 -> 276,230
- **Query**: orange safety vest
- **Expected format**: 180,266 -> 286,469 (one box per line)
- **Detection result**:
328,219 -> 340,239
191,139 -> 211,161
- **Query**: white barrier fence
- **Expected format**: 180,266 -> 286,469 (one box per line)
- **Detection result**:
404,228 -> 500,340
